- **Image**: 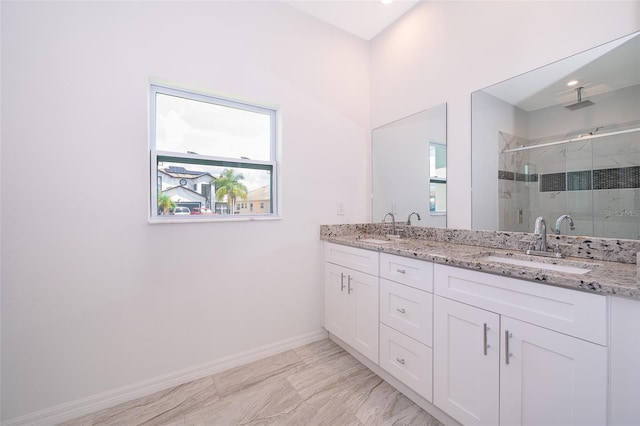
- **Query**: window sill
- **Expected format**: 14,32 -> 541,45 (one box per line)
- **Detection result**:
148,215 -> 282,225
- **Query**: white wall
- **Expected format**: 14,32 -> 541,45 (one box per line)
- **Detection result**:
470,91 -> 528,231
0,2 -> 369,421
370,0 -> 640,229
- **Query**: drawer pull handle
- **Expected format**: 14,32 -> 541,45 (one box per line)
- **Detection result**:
340,273 -> 345,292
505,331 -> 513,365
396,308 -> 406,314
347,275 -> 353,294
483,323 -> 490,355
396,269 -> 406,274
396,357 -> 406,365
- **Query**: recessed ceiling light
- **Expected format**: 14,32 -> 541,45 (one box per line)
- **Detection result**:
567,80 -> 579,87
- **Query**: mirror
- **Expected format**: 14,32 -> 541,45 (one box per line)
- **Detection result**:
472,31 -> 640,239
372,103 -> 447,226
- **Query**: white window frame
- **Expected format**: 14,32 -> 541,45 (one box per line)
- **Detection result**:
149,84 -> 279,223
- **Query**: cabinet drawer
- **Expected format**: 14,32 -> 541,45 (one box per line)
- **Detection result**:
380,323 -> 433,402
324,242 -> 379,275
434,264 -> 607,345
380,279 -> 433,346
380,253 -> 433,292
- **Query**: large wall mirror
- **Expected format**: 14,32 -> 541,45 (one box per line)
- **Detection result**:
472,31 -> 640,239
372,103 -> 447,227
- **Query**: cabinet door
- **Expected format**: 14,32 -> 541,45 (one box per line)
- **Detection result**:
348,269 -> 379,363
610,296 -> 640,426
500,317 -> 607,426
433,296 -> 500,426
324,263 -> 350,342
324,263 -> 379,364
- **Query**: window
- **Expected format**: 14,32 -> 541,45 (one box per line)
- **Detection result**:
429,142 -> 447,214
150,84 -> 278,221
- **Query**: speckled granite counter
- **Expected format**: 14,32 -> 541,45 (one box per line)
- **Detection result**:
321,224 -> 640,299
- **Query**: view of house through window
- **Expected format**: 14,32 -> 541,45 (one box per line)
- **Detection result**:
150,85 -> 277,220
429,141 -> 447,214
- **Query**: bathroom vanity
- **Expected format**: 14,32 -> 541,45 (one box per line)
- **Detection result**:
321,224 -> 640,426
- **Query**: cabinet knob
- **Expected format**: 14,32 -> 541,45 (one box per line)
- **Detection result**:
396,357 -> 406,365
396,269 -> 406,274
396,308 -> 406,314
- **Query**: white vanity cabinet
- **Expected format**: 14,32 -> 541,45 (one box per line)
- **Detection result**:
433,264 -> 608,426
324,243 -> 379,363
609,296 -> 640,425
378,253 -> 434,402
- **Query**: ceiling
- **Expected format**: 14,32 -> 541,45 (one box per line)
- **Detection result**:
482,32 -> 640,112
283,0 -> 421,41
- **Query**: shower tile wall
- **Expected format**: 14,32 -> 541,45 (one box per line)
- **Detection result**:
498,132 -> 531,232
565,140 -> 595,237
592,131 -> 640,239
498,130 -> 640,239
528,143 -> 567,233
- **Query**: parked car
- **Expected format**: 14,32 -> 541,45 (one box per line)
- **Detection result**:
170,206 -> 191,215
191,207 -> 214,215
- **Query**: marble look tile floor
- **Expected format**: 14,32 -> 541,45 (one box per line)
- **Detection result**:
61,339 -> 443,426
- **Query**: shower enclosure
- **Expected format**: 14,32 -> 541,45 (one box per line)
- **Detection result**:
498,121 -> 640,239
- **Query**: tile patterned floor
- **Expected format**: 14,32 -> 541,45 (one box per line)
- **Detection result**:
61,339 -> 443,426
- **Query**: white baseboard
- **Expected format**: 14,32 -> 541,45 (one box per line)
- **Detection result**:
3,329 -> 328,426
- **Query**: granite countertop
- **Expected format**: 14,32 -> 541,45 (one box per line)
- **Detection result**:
321,225 -> 640,300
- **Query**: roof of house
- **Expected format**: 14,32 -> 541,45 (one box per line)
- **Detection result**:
161,185 -> 207,200
159,166 -> 213,180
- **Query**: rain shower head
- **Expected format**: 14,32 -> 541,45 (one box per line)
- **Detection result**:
565,87 -> 594,110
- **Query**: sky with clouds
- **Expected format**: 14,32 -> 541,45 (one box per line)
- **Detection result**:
156,93 -> 272,190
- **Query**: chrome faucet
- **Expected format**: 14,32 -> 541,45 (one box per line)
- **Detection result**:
554,214 -> 575,234
407,212 -> 421,225
534,216 -> 547,252
525,216 -> 565,258
383,212 -> 397,237
525,216 -> 563,258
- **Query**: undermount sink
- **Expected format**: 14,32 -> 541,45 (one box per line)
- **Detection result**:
477,253 -> 596,275
359,238 -> 394,245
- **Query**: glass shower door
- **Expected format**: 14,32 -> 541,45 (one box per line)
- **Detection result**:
591,131 -> 640,239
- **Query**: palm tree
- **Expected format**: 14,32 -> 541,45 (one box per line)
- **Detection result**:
158,193 -> 176,215
213,169 -> 248,214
